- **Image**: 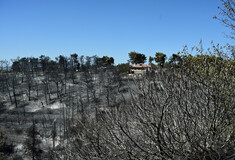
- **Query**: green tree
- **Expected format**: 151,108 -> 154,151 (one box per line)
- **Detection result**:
117,63 -> 130,74
102,56 -> 114,65
155,52 -> 166,67
169,53 -> 183,67
128,51 -> 146,64
149,56 -> 154,64
95,56 -> 115,66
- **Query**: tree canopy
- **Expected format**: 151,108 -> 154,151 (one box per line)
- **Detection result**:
155,52 -> 166,67
95,56 -> 114,66
117,63 -> 130,74
169,53 -> 183,67
128,51 -> 146,64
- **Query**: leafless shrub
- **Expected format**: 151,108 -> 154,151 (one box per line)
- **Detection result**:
65,45 -> 234,160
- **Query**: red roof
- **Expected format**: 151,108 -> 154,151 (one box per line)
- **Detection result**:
131,63 -> 151,68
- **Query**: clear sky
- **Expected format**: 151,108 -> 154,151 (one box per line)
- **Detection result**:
0,0 -> 233,64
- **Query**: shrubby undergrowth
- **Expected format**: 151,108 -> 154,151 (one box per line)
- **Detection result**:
63,44 -> 235,159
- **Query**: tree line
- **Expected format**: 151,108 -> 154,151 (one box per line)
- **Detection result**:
0,41 -> 234,159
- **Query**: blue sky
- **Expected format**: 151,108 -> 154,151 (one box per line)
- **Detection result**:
0,0 -> 233,64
